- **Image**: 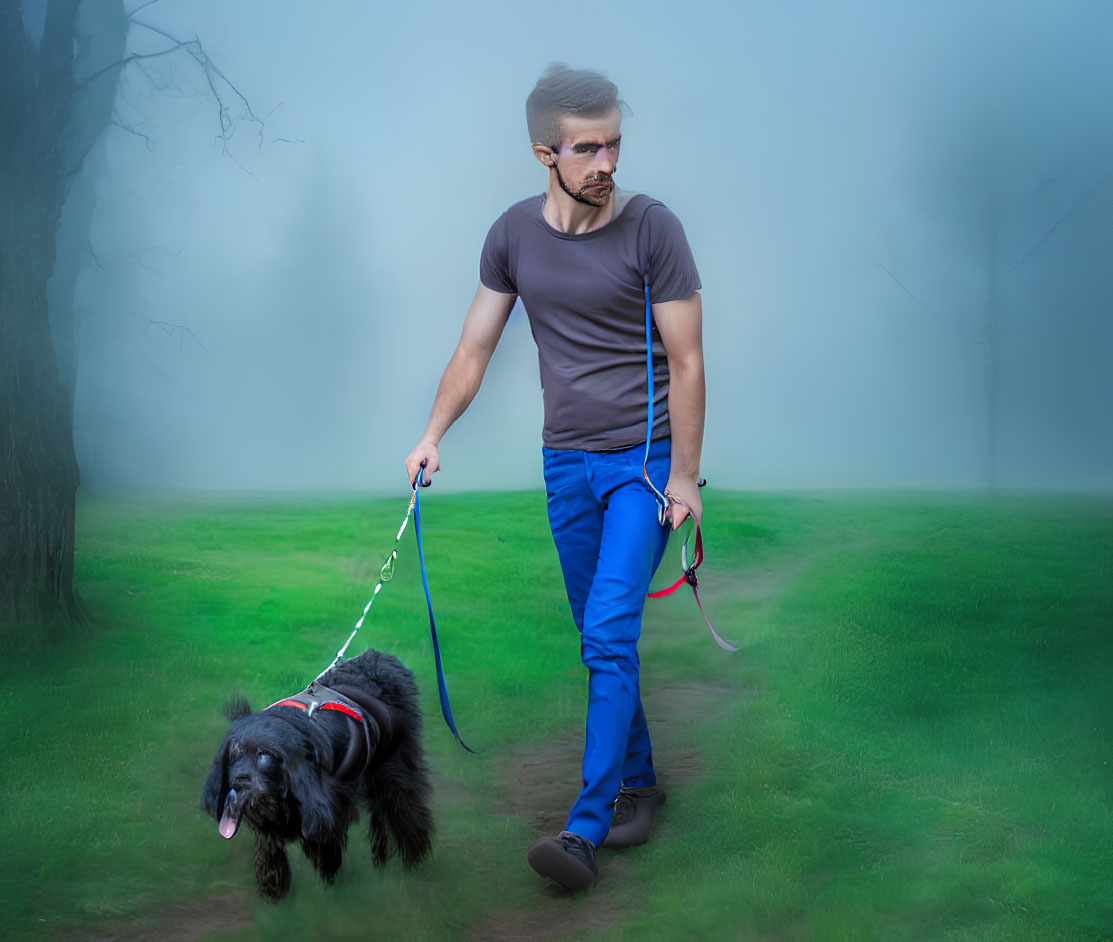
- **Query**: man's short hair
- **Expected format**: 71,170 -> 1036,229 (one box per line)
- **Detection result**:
526,63 -> 627,150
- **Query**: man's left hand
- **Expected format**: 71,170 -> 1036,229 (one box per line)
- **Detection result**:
663,475 -> 702,531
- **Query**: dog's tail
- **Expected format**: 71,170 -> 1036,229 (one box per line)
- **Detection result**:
225,695 -> 252,721
367,752 -> 435,868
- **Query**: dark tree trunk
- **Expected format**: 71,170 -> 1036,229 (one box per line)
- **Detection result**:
0,0 -> 123,622
0,233 -> 82,621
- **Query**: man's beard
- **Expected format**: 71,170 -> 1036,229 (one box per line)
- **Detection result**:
554,161 -> 612,207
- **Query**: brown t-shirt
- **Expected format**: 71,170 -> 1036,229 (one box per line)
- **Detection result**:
480,192 -> 701,452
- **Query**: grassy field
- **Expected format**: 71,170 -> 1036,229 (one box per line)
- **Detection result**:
1,488 -> 1111,941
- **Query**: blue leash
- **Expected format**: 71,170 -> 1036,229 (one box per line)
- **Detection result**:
643,282 -> 655,467
641,280 -> 737,652
413,465 -> 475,753
642,282 -> 669,521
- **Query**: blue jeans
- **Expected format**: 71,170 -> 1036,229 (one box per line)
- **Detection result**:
542,437 -> 672,846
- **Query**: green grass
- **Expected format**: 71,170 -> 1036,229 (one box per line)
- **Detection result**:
1,490 -> 1111,940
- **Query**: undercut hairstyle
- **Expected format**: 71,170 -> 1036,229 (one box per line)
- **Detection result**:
526,62 -> 627,150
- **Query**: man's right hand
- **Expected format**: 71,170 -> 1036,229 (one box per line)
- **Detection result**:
405,441 -> 440,488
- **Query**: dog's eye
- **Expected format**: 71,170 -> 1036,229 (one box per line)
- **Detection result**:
257,752 -> 274,771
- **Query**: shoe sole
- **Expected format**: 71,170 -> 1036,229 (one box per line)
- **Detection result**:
601,789 -> 668,849
526,837 -> 597,891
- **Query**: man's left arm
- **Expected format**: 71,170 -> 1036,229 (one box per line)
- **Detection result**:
653,292 -> 705,530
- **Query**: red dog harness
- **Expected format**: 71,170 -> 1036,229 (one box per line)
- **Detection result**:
266,681 -> 382,780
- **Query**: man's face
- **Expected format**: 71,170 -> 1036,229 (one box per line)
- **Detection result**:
551,107 -> 622,207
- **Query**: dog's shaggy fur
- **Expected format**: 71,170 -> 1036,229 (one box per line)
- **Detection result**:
200,650 -> 434,900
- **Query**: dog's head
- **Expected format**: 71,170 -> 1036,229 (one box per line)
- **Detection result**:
201,697 -> 338,843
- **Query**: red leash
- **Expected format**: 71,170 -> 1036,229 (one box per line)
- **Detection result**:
648,516 -> 739,653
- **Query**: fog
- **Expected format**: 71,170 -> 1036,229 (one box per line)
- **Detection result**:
59,0 -> 1113,493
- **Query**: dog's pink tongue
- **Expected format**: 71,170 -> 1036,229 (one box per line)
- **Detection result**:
218,789 -> 240,839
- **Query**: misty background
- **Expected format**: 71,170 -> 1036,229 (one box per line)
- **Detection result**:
52,0 -> 1113,493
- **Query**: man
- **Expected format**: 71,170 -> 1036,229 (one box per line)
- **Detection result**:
405,63 -> 705,891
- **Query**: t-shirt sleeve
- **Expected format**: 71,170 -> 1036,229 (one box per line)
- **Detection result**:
479,213 -> 518,294
645,204 -> 701,302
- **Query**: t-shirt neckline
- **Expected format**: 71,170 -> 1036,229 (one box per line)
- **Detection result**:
534,190 -> 646,241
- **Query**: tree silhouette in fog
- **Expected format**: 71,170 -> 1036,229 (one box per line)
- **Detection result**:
1,0 -> 260,621
878,74 -> 1111,491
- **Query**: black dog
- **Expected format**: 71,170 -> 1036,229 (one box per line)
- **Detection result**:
201,649 -> 434,900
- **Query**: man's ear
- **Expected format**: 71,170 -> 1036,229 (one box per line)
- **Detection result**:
532,142 -> 556,167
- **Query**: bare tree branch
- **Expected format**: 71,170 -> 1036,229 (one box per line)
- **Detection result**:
224,150 -> 260,182
127,0 -> 165,18
87,243 -> 108,272
146,319 -> 209,354
111,118 -> 157,150
1013,172 -> 1111,269
132,20 -> 264,153
256,103 -> 305,149
876,262 -> 966,335
78,41 -> 196,88
79,20 -> 270,177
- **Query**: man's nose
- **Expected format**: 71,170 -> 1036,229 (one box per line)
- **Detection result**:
593,149 -> 616,175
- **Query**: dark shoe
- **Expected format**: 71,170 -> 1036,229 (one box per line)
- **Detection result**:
601,785 -> 667,849
526,831 -> 598,890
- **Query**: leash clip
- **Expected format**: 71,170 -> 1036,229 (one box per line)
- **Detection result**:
683,566 -> 699,588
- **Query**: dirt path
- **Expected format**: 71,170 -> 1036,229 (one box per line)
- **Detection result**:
61,892 -> 253,942
475,680 -> 739,941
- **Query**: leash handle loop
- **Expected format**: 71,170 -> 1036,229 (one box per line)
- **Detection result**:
646,501 -> 739,653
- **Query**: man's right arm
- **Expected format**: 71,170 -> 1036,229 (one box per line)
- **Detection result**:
405,283 -> 518,486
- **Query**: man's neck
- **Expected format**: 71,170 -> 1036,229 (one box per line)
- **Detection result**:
542,181 -> 616,235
